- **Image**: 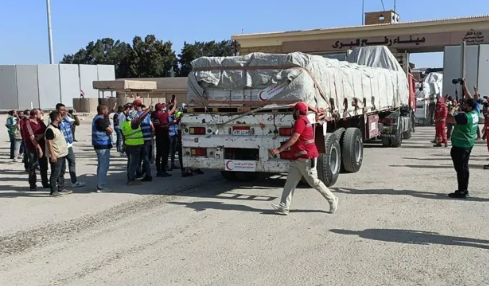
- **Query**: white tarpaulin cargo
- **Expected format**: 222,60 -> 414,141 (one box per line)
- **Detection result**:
187,46 -> 409,116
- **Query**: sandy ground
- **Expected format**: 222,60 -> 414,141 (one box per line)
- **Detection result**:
0,116 -> 489,286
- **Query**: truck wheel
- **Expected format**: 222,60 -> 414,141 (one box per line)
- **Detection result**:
221,171 -> 237,181
318,133 -> 341,187
341,128 -> 363,173
235,171 -> 259,182
334,128 -> 346,143
402,129 -> 412,139
390,121 -> 403,147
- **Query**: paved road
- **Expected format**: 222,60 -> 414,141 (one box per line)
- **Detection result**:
1,119 -> 488,286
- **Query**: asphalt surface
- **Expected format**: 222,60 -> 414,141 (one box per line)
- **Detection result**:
1,117 -> 489,286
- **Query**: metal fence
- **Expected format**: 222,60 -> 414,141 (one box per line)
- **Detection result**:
0,64 -> 115,111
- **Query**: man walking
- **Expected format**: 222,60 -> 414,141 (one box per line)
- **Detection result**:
45,111 -> 72,197
446,80 -> 479,198
92,105 -> 113,192
23,109 -> 49,191
55,103 -> 85,188
122,104 -> 153,185
269,102 -> 338,215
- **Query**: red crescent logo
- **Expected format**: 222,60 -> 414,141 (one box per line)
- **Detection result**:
225,160 -> 234,170
259,90 -> 266,101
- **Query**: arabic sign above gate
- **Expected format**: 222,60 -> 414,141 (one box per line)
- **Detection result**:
281,29 -> 489,53
332,36 -> 426,49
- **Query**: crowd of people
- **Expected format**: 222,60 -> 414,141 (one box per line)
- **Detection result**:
5,97 -> 201,196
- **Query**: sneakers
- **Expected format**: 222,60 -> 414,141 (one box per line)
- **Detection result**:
59,189 -> 73,195
96,187 -> 113,193
483,165 -> 489,170
50,191 -> 62,197
271,203 -> 289,215
329,197 -> 339,214
194,169 -> 204,175
448,190 -> 468,199
433,143 -> 442,147
72,182 -> 86,188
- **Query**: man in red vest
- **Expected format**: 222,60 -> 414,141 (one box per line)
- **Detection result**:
269,102 -> 338,215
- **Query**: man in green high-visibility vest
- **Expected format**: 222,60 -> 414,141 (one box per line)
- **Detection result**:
122,103 -> 153,186
446,79 -> 479,199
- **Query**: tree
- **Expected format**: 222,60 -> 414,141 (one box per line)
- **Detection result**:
61,36 -> 239,78
61,38 -> 133,78
177,40 -> 238,77
129,35 -> 178,78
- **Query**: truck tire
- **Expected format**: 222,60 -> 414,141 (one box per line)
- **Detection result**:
402,129 -> 412,139
318,133 -> 341,187
235,171 -> 259,182
334,128 -> 346,144
341,128 -> 363,173
221,171 -> 238,181
402,115 -> 413,139
390,120 -> 403,147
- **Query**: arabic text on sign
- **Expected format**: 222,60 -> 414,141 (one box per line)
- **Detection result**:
332,36 -> 426,49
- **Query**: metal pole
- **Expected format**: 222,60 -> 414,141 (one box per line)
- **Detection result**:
394,0 -> 397,12
46,0 -> 54,64
362,0 -> 365,25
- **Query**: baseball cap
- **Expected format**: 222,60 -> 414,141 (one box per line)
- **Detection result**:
155,103 -> 166,111
294,102 -> 308,115
133,99 -> 142,106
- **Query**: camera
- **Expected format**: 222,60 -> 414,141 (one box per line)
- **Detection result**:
452,78 -> 465,85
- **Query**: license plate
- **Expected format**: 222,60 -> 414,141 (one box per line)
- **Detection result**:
232,127 -> 251,136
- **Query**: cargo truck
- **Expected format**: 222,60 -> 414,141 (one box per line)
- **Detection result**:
180,46 -> 416,187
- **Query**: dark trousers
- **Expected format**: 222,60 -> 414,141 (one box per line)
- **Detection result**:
169,135 -> 178,168
155,135 -> 170,174
137,140 -> 152,178
66,147 -> 77,184
71,125 -> 76,141
50,156 -> 66,194
28,150 -> 49,188
450,146 -> 472,192
447,123 -> 454,139
9,133 -> 15,159
126,145 -> 142,181
177,139 -> 185,173
115,128 -> 123,152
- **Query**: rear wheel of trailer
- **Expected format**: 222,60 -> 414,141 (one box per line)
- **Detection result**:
317,133 -> 341,187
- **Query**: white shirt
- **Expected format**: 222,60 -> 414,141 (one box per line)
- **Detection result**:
109,113 -> 115,128
117,113 -> 125,129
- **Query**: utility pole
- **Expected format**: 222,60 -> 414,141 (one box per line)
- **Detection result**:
46,0 -> 54,64
362,0 -> 365,25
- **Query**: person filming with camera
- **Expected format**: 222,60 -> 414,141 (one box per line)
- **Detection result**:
445,78 -> 479,198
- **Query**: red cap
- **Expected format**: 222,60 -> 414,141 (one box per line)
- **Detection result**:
155,103 -> 166,111
294,102 -> 308,115
133,99 -> 142,106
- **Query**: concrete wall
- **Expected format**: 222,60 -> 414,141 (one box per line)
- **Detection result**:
0,64 -> 115,111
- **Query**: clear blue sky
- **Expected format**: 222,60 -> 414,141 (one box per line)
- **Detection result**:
0,0 -> 487,68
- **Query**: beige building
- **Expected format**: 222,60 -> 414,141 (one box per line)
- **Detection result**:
233,11 -> 489,64
116,77 -> 188,104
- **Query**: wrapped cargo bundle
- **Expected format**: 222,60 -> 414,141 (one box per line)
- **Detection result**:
187,46 -> 409,116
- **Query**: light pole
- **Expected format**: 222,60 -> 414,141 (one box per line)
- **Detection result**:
46,0 -> 54,64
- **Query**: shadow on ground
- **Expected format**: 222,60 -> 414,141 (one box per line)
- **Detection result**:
334,187 -> 489,202
331,228 -> 489,250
